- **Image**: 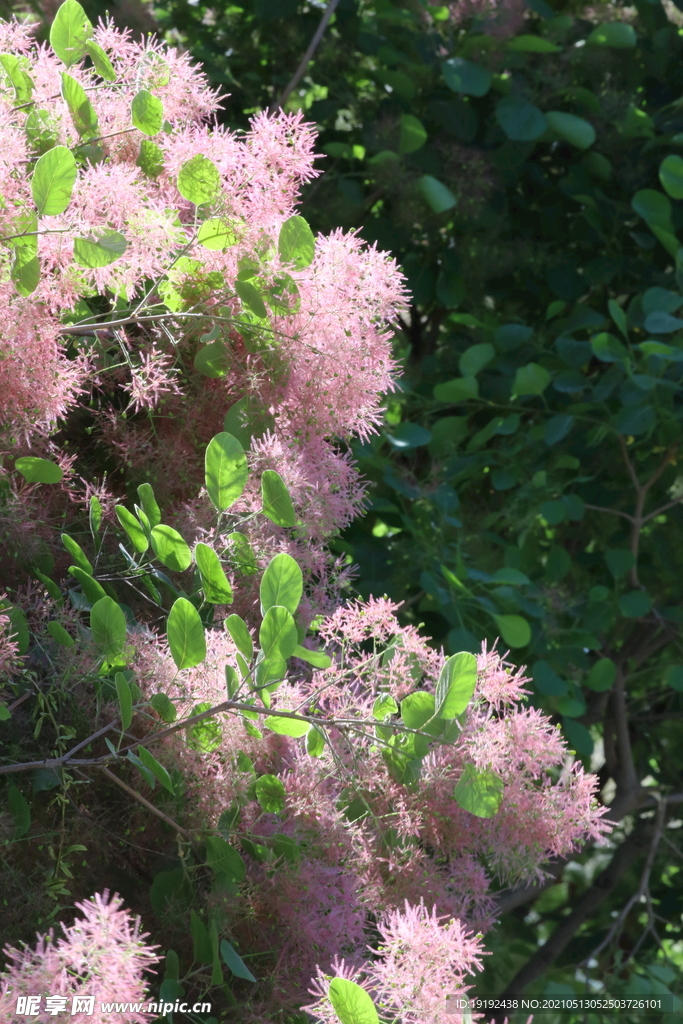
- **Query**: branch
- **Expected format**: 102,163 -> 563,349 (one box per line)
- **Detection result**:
269,0 -> 341,114
100,766 -> 193,842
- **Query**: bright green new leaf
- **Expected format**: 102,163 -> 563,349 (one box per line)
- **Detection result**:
205,432 -> 248,512
263,715 -> 310,738
506,34 -> 560,52
62,533 -> 93,574
47,620 -> 74,647
220,939 -> 256,982
0,53 -> 33,102
150,692 -> 177,722
131,88 -> 163,136
373,693 -> 399,719
167,597 -> 206,669
585,658 -> 617,692
278,215 -> 315,269
150,525 -> 192,572
15,457 -> 63,484
206,835 -> 246,880
115,671 -> 133,730
454,763 -> 505,817
261,469 -> 296,527
254,773 -> 286,812
292,644 -> 332,668
513,363 -> 551,396
307,725 -> 326,756
115,505 -> 149,553
32,146 -> 77,216
441,57 -> 491,97
458,343 -> 495,377
587,22 -> 637,48
137,482 -> 161,528
49,0 -> 93,67
433,376 -> 479,402
225,613 -> 253,661
260,605 -> 298,663
137,139 -> 164,179
659,154 -> 683,200
260,552 -> 303,616
186,702 -> 221,751
328,977 -> 380,1024
399,113 -> 427,154
90,597 -> 127,659
496,96 -> 547,141
84,39 -> 116,81
61,72 -> 98,137
177,153 -> 222,205
10,217 -> 39,296
436,651 -> 477,719
73,231 -> 127,269
225,664 -> 240,697
492,614 -> 531,648
195,543 -> 233,604
137,745 -> 174,794
228,532 -> 260,575
194,340 -> 230,378
197,218 -> 238,250
400,691 -> 435,729
68,566 -> 106,604
545,111 -> 595,149
418,174 -> 457,213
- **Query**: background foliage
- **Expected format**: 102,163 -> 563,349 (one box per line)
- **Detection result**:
1,0 -> 683,1021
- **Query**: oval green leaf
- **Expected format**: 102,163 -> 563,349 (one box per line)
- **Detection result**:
131,88 -> 163,136
73,230 -> 127,269
167,597 -> 206,669
454,763 -> 504,818
90,596 -> 127,659
254,773 -> 286,813
545,111 -> 595,150
418,174 -> 457,214
206,835 -> 246,881
14,457 -> 63,484
151,525 -> 192,572
115,671 -> 133,730
436,651 -> 477,719
137,745 -> 174,794
261,469 -> 296,527
328,977 -> 380,1024
278,215 -> 315,269
259,605 -> 298,662
441,57 -> 491,97
260,552 -> 303,616
84,39 -> 116,81
195,542 -> 233,604
496,96 -> 547,141
61,72 -> 98,137
49,0 -> 92,67
263,715 -> 310,738
225,613 -> 253,661
506,34 -> 560,52
32,145 -> 77,216
197,218 -> 238,251
659,154 -> 683,200
177,153 -> 221,205
587,22 -> 637,48
205,432 -> 248,512
492,614 -> 531,648
220,939 -> 256,982
115,505 -> 149,553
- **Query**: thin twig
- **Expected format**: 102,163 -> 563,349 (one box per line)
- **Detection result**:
100,765 -> 193,842
269,0 -> 341,113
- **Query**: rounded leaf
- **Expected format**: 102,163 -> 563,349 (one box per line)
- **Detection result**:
261,469 -> 296,527
177,154 -> 222,205
131,89 -> 163,136
205,432 -> 248,512
328,977 -> 380,1024
49,0 -> 92,67
506,34 -> 560,52
436,651 -> 477,719
659,155 -> 683,200
90,597 -> 127,659
260,552 -> 303,616
195,543 -> 233,604
441,57 -> 491,97
454,763 -> 504,818
151,525 -> 192,572
14,457 -> 63,484
254,773 -> 286,813
260,605 -> 298,662
492,614 -> 531,648
263,715 -> 310,738
73,230 -> 127,269
278,215 -> 315,269
167,597 -> 206,669
545,111 -> 595,150
587,22 -> 637,48
399,113 -> 427,154
418,174 -> 457,213
197,218 -> 239,251
32,146 -> 77,216
496,96 -> 546,141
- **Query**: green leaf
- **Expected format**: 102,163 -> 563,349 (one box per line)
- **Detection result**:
190,910 -> 212,965
386,423 -> 431,450
228,532 -> 260,575
49,0 -> 93,67
194,340 -> 230,378
619,590 -> 652,617
225,613 -> 253,661
68,566 -> 107,604
10,214 -> 39,296
167,597 -> 206,669
263,714 -> 310,738
32,146 -> 77,216
14,457 -> 63,484
496,96 -> 546,141
235,279 -> 268,319
373,694 -> 399,720
492,614 -> 531,648
260,552 -> 303,616
136,139 -> 164,179
131,88 -> 163,136
400,691 -> 435,729
292,644 -> 332,668
398,113 -> 427,154
0,702 -> 10,721
177,153 -> 221,205
590,332 -> 627,363
458,343 -> 495,377
220,940 -> 256,982
0,53 -> 33,102
90,597 -> 127,660
261,469 -> 296,527
47,620 -> 74,647
115,671 -> 133,730
563,717 -> 594,756
62,533 -> 92,574
328,977 -> 380,1024
506,34 -> 560,52
544,414 -> 575,446
587,22 -> 637,48
436,651 -> 477,719
205,432 -> 248,512
225,664 -> 240,697
605,548 -> 635,580
150,692 -> 177,722
454,763 -> 504,817
195,543 -> 233,604
418,174 -> 457,213
632,189 -> 673,230
433,376 -> 479,402
137,745 -> 174,794
307,725 -> 326,756
278,215 -> 315,269
5,606 -> 29,655
513,363 -> 551,396
137,482 -> 161,528
73,230 -> 126,269
441,57 -> 491,96
186,702 -> 221,751
8,785 -> 31,838
260,605 -> 298,662
665,665 -> 683,692
659,154 -> 683,200
61,72 -> 98,137
83,39 -> 116,81
585,658 -> 617,692
254,773 -> 286,813
151,530 -> 193,579
197,218 -> 238,251
545,111 -> 595,149
115,505 -> 149,553
206,835 -> 246,881
32,768 -> 61,793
